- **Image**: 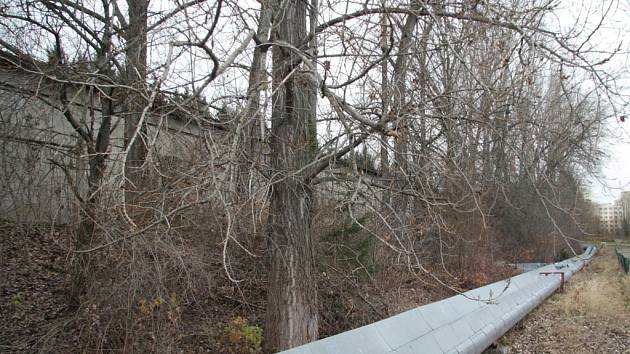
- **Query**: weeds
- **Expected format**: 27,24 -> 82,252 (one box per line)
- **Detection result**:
223,316 -> 263,354
554,248 -> 630,318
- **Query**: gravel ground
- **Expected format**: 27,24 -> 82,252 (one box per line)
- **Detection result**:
501,246 -> 630,354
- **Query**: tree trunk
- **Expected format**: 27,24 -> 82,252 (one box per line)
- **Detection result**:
69,87 -> 113,309
264,0 -> 319,351
124,0 -> 148,204
379,12 -> 390,208
390,4 -> 418,217
233,3 -> 272,198
68,6 -> 115,309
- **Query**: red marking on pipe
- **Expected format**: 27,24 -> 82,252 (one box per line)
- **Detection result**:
539,271 -> 565,292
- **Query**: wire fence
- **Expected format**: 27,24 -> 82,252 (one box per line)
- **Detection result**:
614,247 -> 630,274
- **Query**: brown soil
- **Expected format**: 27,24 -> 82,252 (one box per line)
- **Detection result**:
501,246 -> 630,354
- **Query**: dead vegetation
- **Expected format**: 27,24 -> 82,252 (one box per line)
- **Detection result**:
501,245 -> 630,354
554,249 -> 630,319
1,207 -> 566,353
0,0 -> 618,351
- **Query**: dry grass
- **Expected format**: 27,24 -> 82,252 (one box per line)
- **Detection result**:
553,246 -> 630,319
502,245 -> 630,354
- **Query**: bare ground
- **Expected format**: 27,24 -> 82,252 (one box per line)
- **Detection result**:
501,246 -> 630,354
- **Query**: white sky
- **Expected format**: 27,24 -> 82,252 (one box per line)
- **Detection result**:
554,0 -> 630,203
589,122 -> 630,202
156,0 -> 630,203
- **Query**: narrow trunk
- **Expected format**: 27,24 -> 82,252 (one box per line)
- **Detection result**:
234,4 -> 272,198
69,5 -> 114,309
80,90 -> 113,241
379,12 -> 390,207
70,88 -> 113,309
264,0 -> 319,351
411,21 -> 432,213
124,0 -> 148,202
391,3 -> 419,215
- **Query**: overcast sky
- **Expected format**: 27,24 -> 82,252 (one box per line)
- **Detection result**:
588,1 -> 630,204
555,0 -> 630,203
589,124 -> 630,203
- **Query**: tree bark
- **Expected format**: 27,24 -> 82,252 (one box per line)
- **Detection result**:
68,4 -> 115,309
264,0 -> 319,351
379,12 -> 390,208
124,0 -> 148,202
390,3 -> 419,216
69,87 -> 113,309
233,3 -> 271,198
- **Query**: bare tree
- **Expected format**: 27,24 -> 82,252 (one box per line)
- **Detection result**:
123,0 -> 149,206
264,0 -> 319,350
0,0 -> 621,352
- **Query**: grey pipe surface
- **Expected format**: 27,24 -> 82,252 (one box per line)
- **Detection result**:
278,246 -> 596,354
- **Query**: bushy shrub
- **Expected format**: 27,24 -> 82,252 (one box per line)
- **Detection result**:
223,316 -> 263,354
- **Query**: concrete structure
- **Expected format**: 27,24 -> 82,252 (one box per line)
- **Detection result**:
621,191 -> 630,237
0,51 -> 224,222
596,202 -> 623,234
595,191 -> 630,235
0,51 -> 374,224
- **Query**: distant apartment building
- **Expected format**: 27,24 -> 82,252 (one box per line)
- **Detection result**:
621,191 -> 630,215
596,191 -> 630,235
597,202 -> 623,234
621,191 -> 630,236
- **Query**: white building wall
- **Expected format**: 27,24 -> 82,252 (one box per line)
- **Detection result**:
0,67 -> 214,223
596,202 -> 623,234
